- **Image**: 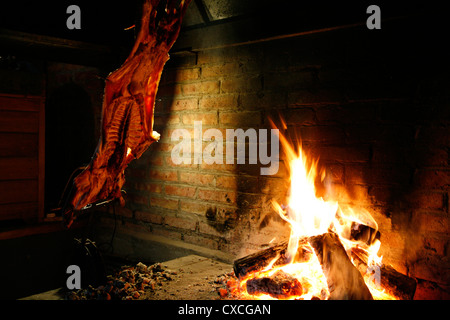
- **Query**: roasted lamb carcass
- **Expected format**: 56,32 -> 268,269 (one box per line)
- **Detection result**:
63,0 -> 191,227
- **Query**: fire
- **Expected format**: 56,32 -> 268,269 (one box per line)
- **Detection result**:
236,125 -> 397,300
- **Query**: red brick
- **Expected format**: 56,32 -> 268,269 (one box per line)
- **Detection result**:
199,94 -> 238,110
323,182 -> 350,203
408,192 -> 445,210
380,230 -> 405,251
182,80 -> 220,95
414,170 -> 450,189
414,279 -> 450,300
165,185 -> 196,198
410,255 -> 449,284
149,169 -> 178,182
164,214 -> 197,231
151,226 -> 183,241
259,177 -> 289,196
180,200 -> 208,215
416,212 -> 448,234
150,197 -> 178,210
325,164 -> 344,183
201,62 -> 240,79
135,211 -> 163,224
237,193 -> 263,209
163,67 -> 200,83
220,76 -> 262,93
169,98 -> 198,111
219,111 -> 261,127
423,237 -> 447,256
182,112 -> 217,125
198,188 -> 237,204
179,172 -> 215,186
183,234 -> 219,250
199,162 -> 237,173
148,155 -> 164,166
216,175 -> 237,190
368,186 -> 398,204
198,221 -> 223,237
197,48 -> 234,65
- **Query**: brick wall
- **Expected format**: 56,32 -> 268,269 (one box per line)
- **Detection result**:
95,19 -> 449,297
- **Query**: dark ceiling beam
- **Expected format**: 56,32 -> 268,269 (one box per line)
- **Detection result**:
194,0 -> 211,24
171,5 -> 424,55
0,28 -> 124,68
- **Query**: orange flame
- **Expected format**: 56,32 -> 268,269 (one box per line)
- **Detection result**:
237,120 -> 396,300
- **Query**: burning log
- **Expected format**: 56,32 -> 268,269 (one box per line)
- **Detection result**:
233,239 -> 312,278
309,232 -> 373,300
246,270 -> 303,299
234,232 -> 374,300
63,0 -> 192,227
351,247 -> 417,300
348,222 -> 380,246
233,220 -> 380,279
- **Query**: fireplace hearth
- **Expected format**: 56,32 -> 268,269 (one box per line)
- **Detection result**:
1,1 -> 448,300
65,6 -> 450,300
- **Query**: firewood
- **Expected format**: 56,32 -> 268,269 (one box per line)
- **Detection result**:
348,222 -> 380,246
234,232 -> 373,300
309,232 -> 373,300
246,270 -> 303,299
351,247 -> 417,300
233,238 -> 312,278
234,218 -> 379,279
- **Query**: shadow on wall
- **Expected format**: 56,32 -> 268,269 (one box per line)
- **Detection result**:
45,83 -> 96,212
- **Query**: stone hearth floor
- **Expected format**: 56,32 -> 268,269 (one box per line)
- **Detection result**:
20,255 -> 234,300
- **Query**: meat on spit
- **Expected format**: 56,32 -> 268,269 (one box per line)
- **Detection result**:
63,0 -> 191,227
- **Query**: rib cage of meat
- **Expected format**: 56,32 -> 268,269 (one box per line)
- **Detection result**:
64,0 -> 191,227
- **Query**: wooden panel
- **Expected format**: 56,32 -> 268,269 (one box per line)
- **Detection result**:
37,96 -> 45,222
0,93 -> 45,222
0,202 -> 38,221
0,180 -> 38,204
0,95 -> 42,112
0,158 -> 38,180
0,111 -> 39,133
0,133 -> 38,157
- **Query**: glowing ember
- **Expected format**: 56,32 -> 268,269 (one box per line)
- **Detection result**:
235,124 -> 397,300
